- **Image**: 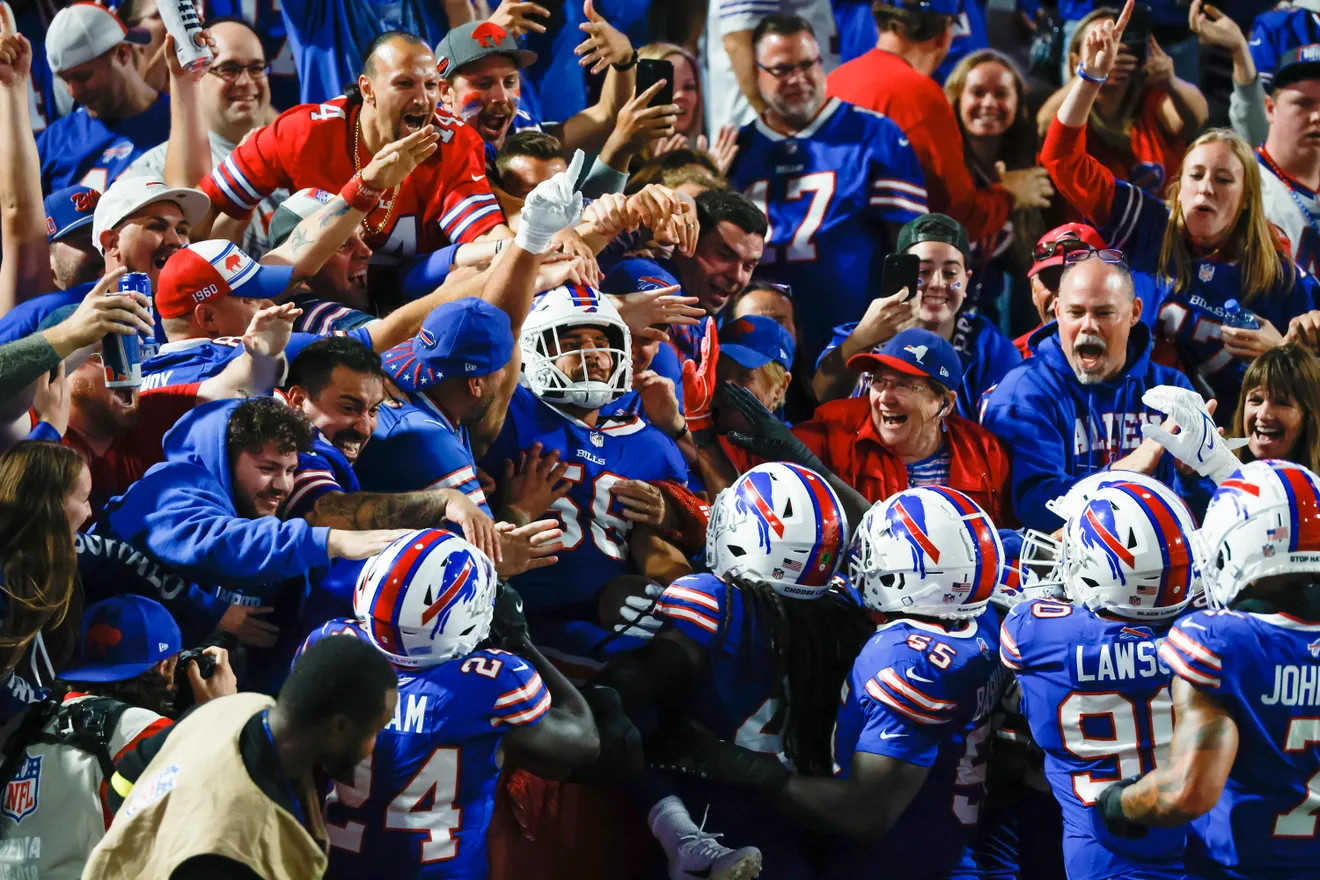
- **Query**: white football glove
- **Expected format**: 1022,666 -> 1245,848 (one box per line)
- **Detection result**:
1140,385 -> 1248,485
515,149 -> 585,255
611,580 -> 665,640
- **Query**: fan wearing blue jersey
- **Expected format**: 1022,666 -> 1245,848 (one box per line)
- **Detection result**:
1002,476 -> 1201,879
652,486 -> 1008,880
305,528 -> 600,879
596,462 -> 872,879
728,14 -> 928,367
478,285 -> 688,664
1098,460 -> 1320,880
1042,0 -> 1320,416
1250,1 -> 1320,90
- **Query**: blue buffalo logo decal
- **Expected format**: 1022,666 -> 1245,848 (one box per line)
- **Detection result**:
422,551 -> 481,637
2,754 -> 41,823
734,470 -> 786,553
1078,501 -> 1134,584
886,495 -> 941,576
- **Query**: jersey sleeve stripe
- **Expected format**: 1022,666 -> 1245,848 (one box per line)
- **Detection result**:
865,677 -> 943,725
286,473 -> 341,510
1109,183 -> 1142,250
663,585 -> 721,612
222,154 -> 264,204
494,671 -> 545,708
448,204 -> 502,241
877,668 -> 957,710
871,196 -> 929,214
872,179 -> 928,198
493,689 -> 552,727
999,624 -> 1021,660
1167,626 -> 1223,669
466,488 -> 488,503
1158,640 -> 1222,689
656,601 -> 720,633
440,193 -> 498,229
209,163 -> 255,212
425,466 -> 477,491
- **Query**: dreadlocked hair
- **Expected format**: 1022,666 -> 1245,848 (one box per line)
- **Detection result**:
731,576 -> 874,776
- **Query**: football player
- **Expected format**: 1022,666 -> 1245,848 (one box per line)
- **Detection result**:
1099,460 -> 1320,879
652,486 -> 1007,880
300,528 -> 600,878
1003,475 -> 1200,879
477,284 -> 688,666
597,462 -> 873,879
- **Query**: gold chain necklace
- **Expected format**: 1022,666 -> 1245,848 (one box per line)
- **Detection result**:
353,112 -> 398,237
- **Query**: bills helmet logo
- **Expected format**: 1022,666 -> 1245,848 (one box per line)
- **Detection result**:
2,754 -> 41,824
101,141 -> 134,162
420,550 -> 481,637
1308,639 -> 1320,658
86,622 -> 123,658
224,254 -> 243,273
472,22 -> 508,48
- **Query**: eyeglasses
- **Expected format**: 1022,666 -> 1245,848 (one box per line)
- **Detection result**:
208,62 -> 270,82
1064,247 -> 1127,267
755,281 -> 794,300
756,57 -> 821,79
869,374 -> 932,397
1032,238 -> 1094,262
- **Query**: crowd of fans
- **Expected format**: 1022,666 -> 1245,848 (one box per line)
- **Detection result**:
2,0 -> 1320,878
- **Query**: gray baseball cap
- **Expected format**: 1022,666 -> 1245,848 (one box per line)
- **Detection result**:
434,21 -> 537,80
268,188 -> 337,250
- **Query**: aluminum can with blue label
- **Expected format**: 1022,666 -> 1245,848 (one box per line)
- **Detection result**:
118,271 -> 158,359
103,274 -> 149,389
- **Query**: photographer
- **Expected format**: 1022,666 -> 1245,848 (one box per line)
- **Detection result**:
0,595 -> 235,879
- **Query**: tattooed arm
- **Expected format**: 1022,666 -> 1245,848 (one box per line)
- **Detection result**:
1115,677 -> 1239,826
306,487 -> 501,565
259,195 -> 361,283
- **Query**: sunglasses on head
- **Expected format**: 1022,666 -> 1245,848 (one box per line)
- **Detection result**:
1064,247 -> 1127,267
1032,238 -> 1094,262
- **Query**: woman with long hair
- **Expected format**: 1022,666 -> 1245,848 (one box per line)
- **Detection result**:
945,49 -> 1048,335
1040,0 -> 1320,419
638,42 -> 739,176
1229,343 -> 1320,473
0,441 -> 88,702
1038,5 -> 1207,196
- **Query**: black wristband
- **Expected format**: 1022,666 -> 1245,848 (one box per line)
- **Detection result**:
1097,777 -> 1148,839
613,49 -> 639,71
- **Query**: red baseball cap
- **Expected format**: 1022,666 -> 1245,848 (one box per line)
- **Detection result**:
156,240 -> 295,319
1029,223 -> 1108,278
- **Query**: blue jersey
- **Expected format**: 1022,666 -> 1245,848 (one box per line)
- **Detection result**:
301,620 -> 550,879
35,95 -> 172,193
817,310 -> 1020,419
1102,180 -> 1319,411
354,391 -> 490,514
0,285 -> 90,345
1001,599 -> 1185,879
141,329 -> 371,390
729,98 -> 928,364
479,386 -> 686,612
287,293 -> 377,335
827,610 -> 1005,879
655,573 -> 782,751
286,430 -> 361,521
1160,609 -> 1320,880
1251,7 -> 1320,90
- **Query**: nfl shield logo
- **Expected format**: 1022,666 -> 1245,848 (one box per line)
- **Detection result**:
2,753 -> 41,824
590,432 -> 604,447
1198,263 -> 1215,282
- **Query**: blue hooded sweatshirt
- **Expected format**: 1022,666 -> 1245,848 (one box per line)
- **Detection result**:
980,321 -> 1212,531
101,399 -> 332,644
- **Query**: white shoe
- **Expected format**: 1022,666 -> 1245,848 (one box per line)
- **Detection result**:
671,829 -> 763,880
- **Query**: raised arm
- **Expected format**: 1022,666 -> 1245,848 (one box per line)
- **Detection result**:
555,1 -> 640,155
0,3 -> 53,313
195,303 -> 300,400
162,34 -> 215,191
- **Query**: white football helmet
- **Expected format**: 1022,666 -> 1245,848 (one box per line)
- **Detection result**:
354,528 -> 498,668
1059,480 -> 1199,621
1019,470 -> 1176,585
520,284 -> 631,411
846,487 -> 1003,619
1197,460 -> 1320,608
706,463 -> 850,599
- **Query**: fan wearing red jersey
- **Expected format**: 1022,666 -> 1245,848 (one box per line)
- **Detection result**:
200,31 -> 508,263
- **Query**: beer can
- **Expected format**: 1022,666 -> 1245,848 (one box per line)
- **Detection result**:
118,271 -> 158,359
161,0 -> 213,73
102,322 -> 142,389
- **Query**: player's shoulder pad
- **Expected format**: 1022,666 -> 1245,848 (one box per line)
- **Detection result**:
451,648 -> 550,729
1159,609 -> 1233,691
1000,599 -> 1077,670
657,573 -> 729,644
856,627 -> 963,727
294,617 -> 367,664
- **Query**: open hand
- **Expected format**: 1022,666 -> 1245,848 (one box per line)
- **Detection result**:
362,126 -> 442,190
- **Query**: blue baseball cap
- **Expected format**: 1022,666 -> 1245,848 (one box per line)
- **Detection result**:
45,185 -> 101,244
60,595 -> 182,683
719,315 -> 795,370
600,258 -> 681,299
382,298 -> 514,391
848,328 -> 961,387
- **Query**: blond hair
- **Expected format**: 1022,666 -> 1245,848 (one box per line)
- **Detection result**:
638,43 -> 703,143
1157,128 -> 1290,301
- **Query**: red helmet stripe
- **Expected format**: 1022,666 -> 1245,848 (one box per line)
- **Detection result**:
1084,508 -> 1136,568
1280,465 -> 1320,552
895,499 -> 941,563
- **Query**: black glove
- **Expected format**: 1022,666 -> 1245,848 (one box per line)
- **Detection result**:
567,683 -> 645,784
718,382 -> 827,472
1097,777 -> 1148,839
648,716 -> 790,797
490,581 -> 528,647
